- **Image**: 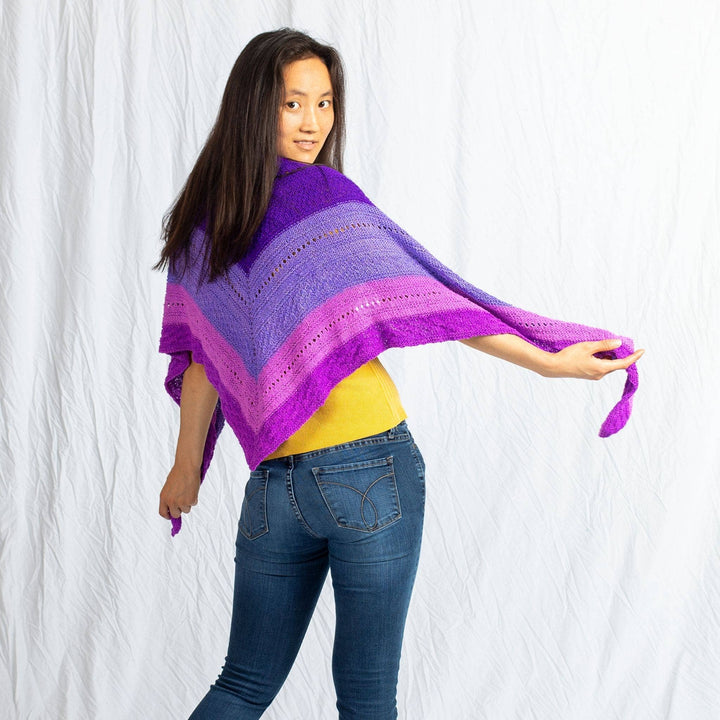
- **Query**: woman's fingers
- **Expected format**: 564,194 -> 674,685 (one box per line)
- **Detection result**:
591,346 -> 645,378
159,468 -> 201,520
592,338 -> 624,353
160,497 -> 197,518
551,339 -> 644,379
617,348 -> 645,367
159,501 -> 194,519
588,338 -> 645,360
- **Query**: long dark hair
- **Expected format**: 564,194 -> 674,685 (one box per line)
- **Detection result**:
154,28 -> 346,280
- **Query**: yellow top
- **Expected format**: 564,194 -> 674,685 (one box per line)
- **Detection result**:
264,357 -> 407,459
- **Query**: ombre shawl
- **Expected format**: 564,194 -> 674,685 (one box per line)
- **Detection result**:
160,157 -> 639,535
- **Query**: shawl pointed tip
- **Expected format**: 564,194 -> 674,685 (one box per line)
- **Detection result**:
598,399 -> 632,438
599,362 -> 639,438
170,517 -> 182,537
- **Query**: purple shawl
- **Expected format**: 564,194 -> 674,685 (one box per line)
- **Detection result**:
160,157 -> 638,535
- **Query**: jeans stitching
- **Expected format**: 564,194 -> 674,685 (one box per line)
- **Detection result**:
313,459 -> 402,533
409,443 -> 425,478
316,472 -> 394,530
409,443 -> 426,507
239,469 -> 269,540
301,433 -> 410,460
314,456 -> 392,474
284,465 -> 323,538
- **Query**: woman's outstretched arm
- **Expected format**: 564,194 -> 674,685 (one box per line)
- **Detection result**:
460,335 -> 644,380
159,359 -> 219,520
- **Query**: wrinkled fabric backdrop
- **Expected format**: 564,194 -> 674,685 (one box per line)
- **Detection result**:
1,1 -> 719,718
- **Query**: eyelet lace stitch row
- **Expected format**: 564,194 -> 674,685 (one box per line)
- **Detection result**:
223,222 -> 408,301
261,289 -> 441,397
169,289 -> 558,405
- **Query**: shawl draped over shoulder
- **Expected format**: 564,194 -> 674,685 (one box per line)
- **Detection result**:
160,157 -> 639,535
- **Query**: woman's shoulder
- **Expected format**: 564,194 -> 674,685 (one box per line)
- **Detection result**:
275,158 -> 370,205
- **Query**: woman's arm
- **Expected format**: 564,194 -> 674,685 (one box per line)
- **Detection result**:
459,334 -> 644,380
159,359 -> 219,520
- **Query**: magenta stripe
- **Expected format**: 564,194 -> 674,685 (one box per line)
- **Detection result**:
244,306 -> 514,468
164,274 -> 636,468
162,277 -> 506,464
255,275 -> 478,416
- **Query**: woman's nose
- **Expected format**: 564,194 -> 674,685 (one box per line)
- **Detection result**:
299,107 -> 320,132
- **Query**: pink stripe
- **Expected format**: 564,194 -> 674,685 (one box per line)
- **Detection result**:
255,275 -> 478,417
163,284 -> 265,430
165,276 -> 493,436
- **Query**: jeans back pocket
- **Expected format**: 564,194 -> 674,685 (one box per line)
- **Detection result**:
312,456 -> 401,532
238,469 -> 269,540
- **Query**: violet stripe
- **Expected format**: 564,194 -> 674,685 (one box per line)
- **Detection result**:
177,202 -> 509,373
180,230 -> 426,376
244,201 -> 413,281
235,201 -> 382,278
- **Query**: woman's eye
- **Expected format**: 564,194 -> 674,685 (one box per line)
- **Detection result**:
286,101 -> 299,110
319,99 -> 332,108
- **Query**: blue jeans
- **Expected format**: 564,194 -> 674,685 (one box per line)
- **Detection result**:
188,421 -> 426,720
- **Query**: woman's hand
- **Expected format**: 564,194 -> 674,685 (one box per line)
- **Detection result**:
540,339 -> 645,380
159,463 -> 201,520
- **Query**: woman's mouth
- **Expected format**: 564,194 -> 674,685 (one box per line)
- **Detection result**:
294,140 -> 317,151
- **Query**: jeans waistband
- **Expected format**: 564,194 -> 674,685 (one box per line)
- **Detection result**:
260,420 -> 411,468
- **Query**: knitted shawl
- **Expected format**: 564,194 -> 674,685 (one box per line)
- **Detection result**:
160,157 -> 638,535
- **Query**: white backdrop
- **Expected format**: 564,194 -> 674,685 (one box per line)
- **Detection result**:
2,1 -> 719,718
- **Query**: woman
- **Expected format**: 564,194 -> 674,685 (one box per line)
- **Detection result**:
156,28 -> 643,720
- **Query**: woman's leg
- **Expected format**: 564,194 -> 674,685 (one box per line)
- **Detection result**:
330,439 -> 425,719
189,462 -> 329,720
291,426 -> 427,720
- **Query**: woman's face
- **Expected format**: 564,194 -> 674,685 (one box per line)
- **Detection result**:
278,56 -> 334,163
